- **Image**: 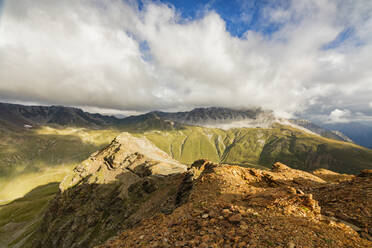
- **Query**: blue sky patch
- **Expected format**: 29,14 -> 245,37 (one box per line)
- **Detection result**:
322,27 -> 355,50
143,0 -> 291,38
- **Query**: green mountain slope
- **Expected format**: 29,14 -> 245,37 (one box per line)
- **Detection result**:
139,124 -> 372,174
0,183 -> 59,248
0,127 -> 121,204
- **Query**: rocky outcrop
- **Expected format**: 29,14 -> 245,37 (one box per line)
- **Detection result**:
26,132 -> 187,248
60,132 -> 186,191
98,160 -> 371,248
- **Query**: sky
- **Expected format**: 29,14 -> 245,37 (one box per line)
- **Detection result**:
0,0 -> 372,123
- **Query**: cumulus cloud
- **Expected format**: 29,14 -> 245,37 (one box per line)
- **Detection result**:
0,0 -> 372,120
327,109 -> 352,123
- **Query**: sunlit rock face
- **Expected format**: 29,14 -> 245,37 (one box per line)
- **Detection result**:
60,132 -> 186,192
31,132 -> 187,248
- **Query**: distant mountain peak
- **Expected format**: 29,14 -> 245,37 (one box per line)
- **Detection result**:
0,102 -> 120,128
151,106 -> 275,129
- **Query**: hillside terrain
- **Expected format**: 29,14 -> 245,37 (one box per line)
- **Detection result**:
141,123 -> 372,174
1,103 -> 372,205
1,132 -> 370,247
0,126 -> 121,204
0,183 -> 59,248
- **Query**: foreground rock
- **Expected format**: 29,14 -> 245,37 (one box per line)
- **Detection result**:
25,133 -> 187,248
313,170 -> 372,241
99,160 -> 371,248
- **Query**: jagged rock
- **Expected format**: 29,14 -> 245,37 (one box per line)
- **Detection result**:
272,162 -> 291,172
60,132 -> 186,192
188,159 -> 218,180
27,132 -> 187,248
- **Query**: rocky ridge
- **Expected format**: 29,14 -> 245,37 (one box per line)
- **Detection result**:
99,160 -> 372,248
26,133 -> 187,248
60,132 -> 186,191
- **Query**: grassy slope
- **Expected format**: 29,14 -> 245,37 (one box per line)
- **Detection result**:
0,183 -> 59,248
140,124 -> 372,174
0,127 -> 121,204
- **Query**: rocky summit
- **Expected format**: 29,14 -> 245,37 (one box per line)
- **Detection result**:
20,133 -> 371,248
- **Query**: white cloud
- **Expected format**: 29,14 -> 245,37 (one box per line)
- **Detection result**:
0,0 -> 371,119
327,109 -> 352,123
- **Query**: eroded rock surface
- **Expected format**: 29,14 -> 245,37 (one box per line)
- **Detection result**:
99,160 -> 371,248
26,132 -> 187,248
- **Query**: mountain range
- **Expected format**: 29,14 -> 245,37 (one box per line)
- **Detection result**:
1,133 -> 371,248
1,102 -> 372,247
0,102 -> 353,142
0,101 -> 371,203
